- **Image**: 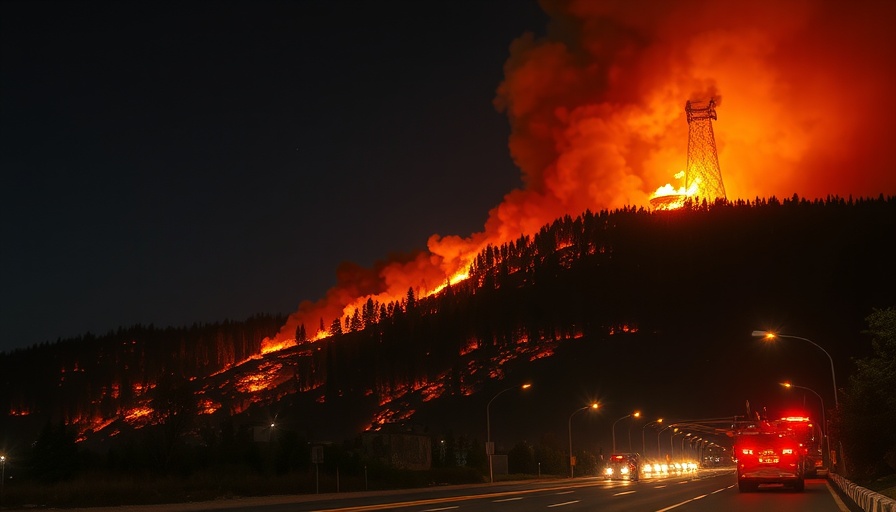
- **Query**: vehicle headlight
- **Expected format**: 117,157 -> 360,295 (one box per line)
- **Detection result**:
620,466 -> 629,474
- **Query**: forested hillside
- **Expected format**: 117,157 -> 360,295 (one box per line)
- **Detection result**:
1,195 -> 894,477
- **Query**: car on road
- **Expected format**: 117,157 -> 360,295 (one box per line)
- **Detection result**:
604,453 -> 640,481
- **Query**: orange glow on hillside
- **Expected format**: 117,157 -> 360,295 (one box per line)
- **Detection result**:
254,0 -> 894,359
235,361 -> 284,393
124,406 -> 153,426
198,398 -> 221,415
261,338 -> 296,355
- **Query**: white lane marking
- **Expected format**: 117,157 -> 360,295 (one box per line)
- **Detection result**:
654,493 -> 707,511
422,507 -> 459,512
654,485 -> 667,489
493,496 -> 523,502
825,480 -> 852,512
548,501 -> 580,508
677,481 -> 690,484
555,490 -> 575,495
613,490 -> 637,496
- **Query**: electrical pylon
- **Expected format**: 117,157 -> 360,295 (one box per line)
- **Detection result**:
685,99 -> 726,202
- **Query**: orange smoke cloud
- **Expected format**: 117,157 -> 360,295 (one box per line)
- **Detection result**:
266,0 -> 896,352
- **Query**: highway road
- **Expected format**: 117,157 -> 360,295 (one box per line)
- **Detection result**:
69,469 -> 858,512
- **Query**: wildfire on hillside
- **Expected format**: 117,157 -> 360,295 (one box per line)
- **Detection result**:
48,0 -> 895,444
257,0 -> 894,361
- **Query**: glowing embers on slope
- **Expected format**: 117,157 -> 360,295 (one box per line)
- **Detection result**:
235,361 -> 284,393
124,405 -> 154,426
609,324 -> 639,335
197,397 -> 221,415
460,337 -> 479,356
375,375 -> 449,407
368,406 -> 415,431
73,415 -> 119,442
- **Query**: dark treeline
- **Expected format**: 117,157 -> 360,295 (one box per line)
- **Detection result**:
0,314 -> 284,424
0,195 -> 894,499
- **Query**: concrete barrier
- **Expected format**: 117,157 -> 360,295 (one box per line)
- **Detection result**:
830,473 -> 896,512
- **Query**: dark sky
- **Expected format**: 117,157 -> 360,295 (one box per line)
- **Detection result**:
0,1 -> 548,352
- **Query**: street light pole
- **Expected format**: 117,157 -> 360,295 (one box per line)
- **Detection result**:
754,330 -> 843,472
681,433 -> 692,460
752,331 -> 839,408
568,403 -> 599,478
1,454 -> 5,507
642,419 -> 663,457
671,430 -> 683,461
487,383 -> 531,483
612,411 -> 640,454
658,425 -> 673,461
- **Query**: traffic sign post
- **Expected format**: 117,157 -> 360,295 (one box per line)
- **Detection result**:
311,446 -> 324,493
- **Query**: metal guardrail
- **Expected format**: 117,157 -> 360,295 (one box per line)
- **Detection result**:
830,473 -> 896,512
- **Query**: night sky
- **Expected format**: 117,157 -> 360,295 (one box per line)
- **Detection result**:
1,1 -> 547,351
2,0 -> 894,354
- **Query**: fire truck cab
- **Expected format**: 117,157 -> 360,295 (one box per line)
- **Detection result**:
733,422 -> 806,492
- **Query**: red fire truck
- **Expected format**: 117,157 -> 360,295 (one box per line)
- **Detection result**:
733,419 -> 806,492
775,416 -> 827,477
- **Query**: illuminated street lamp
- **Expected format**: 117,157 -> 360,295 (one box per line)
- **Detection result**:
612,411 -> 640,453
568,403 -> 599,478
487,383 -> 532,483
1,454 -> 5,505
752,331 -> 839,408
642,418 -> 663,456
781,381 -> 831,468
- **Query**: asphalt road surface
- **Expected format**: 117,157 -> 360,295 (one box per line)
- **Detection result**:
67,469 -> 858,512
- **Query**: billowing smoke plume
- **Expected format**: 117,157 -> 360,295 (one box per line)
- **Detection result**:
266,0 -> 896,351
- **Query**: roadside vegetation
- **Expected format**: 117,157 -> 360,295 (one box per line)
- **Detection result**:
835,307 -> 896,498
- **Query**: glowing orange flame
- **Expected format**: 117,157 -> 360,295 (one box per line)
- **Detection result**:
198,398 -> 220,415
124,406 -> 154,426
235,361 -> 284,393
650,171 -> 701,210
261,338 -> 296,355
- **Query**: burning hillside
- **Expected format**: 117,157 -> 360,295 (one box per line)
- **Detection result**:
261,0 -> 896,356
1,196 -> 894,447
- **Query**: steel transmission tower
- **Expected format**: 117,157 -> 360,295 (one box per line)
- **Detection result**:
685,99 -> 726,202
